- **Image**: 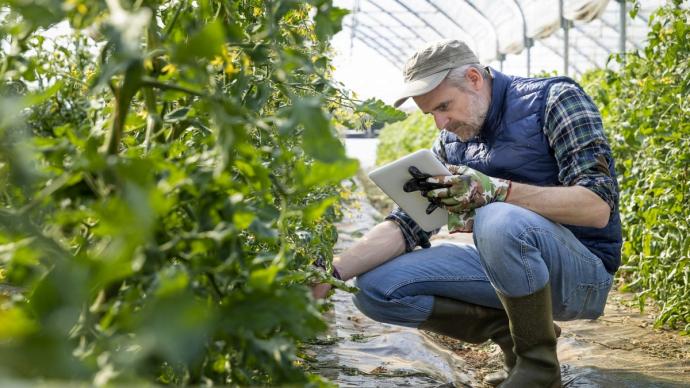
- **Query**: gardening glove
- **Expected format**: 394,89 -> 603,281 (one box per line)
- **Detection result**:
402,165 -> 477,233
404,165 -> 512,233
402,166 -> 446,215
425,164 -> 511,212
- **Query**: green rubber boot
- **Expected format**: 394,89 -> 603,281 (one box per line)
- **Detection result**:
418,297 -> 515,385
497,284 -> 562,388
483,323 -> 561,386
482,330 -> 515,386
418,296 -> 561,386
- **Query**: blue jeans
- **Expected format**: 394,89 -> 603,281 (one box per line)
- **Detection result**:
353,203 -> 613,328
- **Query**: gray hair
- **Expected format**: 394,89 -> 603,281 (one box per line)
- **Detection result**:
445,64 -> 489,91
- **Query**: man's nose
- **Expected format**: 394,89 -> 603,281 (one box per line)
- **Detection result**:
433,113 -> 448,130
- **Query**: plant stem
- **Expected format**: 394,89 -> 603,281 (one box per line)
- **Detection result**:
144,6 -> 162,153
141,77 -> 205,97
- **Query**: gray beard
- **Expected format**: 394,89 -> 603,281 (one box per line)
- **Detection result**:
446,90 -> 489,141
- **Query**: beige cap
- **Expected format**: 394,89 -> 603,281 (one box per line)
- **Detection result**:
394,39 -> 480,108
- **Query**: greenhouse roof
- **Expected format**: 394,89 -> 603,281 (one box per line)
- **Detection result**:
332,0 -> 664,103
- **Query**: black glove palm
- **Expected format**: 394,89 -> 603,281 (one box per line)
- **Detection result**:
403,166 -> 447,215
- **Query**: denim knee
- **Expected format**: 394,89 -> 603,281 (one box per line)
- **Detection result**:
352,270 -> 428,328
473,202 -> 530,260
473,202 -> 551,295
352,271 -> 394,324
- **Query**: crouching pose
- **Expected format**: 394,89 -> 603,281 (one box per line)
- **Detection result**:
313,39 -> 621,388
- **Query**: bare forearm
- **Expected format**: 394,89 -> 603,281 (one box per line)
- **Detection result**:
506,182 -> 610,228
333,220 -> 406,280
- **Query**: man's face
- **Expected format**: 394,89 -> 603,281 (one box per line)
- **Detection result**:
413,77 -> 490,141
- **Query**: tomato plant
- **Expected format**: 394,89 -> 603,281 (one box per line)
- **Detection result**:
581,0 -> 689,333
0,0 -> 402,384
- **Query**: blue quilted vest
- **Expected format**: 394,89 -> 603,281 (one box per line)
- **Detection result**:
436,68 -> 622,274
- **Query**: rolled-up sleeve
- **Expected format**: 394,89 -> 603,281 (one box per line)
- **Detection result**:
385,207 -> 434,251
384,137 -> 448,252
544,83 -> 618,211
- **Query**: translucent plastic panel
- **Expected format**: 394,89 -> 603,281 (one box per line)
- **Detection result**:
335,0 -> 665,77
564,0 -> 610,22
475,0 -> 525,54
404,0 -> 496,60
427,0 -> 497,62
519,0 -> 561,38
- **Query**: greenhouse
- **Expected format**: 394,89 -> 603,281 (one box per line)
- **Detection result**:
338,0 -> 662,75
0,0 -> 688,386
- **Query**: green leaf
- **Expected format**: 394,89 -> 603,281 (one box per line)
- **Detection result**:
155,266 -> 190,298
24,80 -> 64,106
0,306 -> 38,340
313,4 -> 349,41
291,97 -> 345,163
135,292 -> 214,364
233,210 -> 255,230
164,107 -> 191,122
174,20 -> 225,62
249,219 -> 279,242
6,0 -> 65,28
1,81 -> 63,128
357,98 -> 407,124
630,2 -> 640,19
296,158 -> 358,189
303,196 -> 338,224
249,264 -> 280,291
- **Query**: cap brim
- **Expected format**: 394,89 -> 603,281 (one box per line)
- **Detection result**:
393,69 -> 450,108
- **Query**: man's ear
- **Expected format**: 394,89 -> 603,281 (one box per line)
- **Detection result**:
466,68 -> 484,91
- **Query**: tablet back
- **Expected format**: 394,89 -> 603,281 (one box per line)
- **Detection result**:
368,149 -> 451,232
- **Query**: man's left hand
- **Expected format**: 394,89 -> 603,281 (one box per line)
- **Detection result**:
423,164 -> 512,213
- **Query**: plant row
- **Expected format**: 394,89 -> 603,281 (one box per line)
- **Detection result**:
0,0 -> 404,385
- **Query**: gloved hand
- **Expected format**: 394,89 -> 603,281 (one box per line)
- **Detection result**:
403,165 -> 511,233
424,164 -> 512,213
403,166 -> 446,215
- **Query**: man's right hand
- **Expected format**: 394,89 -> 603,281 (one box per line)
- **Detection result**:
311,282 -> 332,299
308,221 -> 406,301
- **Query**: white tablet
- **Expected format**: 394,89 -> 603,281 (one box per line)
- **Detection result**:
368,149 -> 451,232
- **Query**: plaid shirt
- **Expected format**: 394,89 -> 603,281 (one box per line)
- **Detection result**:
386,82 -> 618,252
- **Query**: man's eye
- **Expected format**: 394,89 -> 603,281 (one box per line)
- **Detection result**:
438,103 -> 448,111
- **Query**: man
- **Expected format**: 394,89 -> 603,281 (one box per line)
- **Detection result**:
313,39 -> 621,387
